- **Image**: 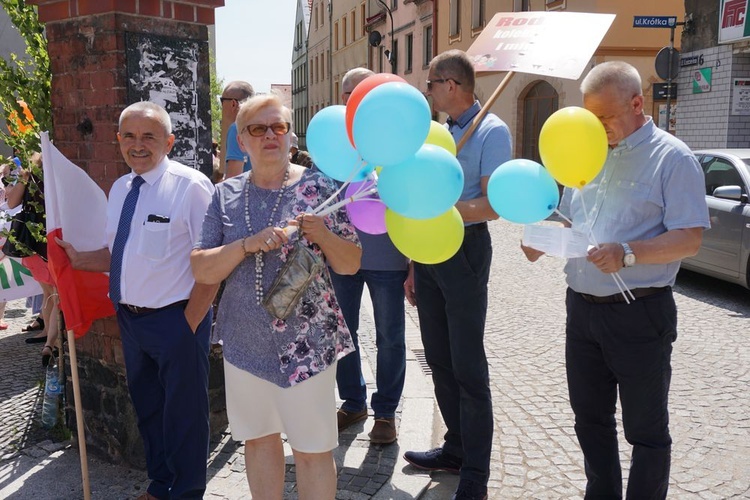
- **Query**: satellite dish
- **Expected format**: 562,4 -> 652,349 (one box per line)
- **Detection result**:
369,30 -> 382,47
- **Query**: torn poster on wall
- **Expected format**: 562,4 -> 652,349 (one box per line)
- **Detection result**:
126,32 -> 212,178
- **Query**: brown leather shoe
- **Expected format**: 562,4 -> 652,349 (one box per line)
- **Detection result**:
135,492 -> 161,500
369,417 -> 397,444
337,408 -> 368,431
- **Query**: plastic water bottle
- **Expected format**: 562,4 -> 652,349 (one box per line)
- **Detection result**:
41,362 -> 61,429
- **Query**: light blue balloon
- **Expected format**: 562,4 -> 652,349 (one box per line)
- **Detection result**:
352,82 -> 431,167
378,144 -> 465,219
307,105 -> 372,182
487,159 -> 560,224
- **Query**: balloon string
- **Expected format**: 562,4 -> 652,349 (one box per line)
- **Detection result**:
312,159 -> 370,216
579,192 -> 634,303
287,188 -> 378,236
554,209 -> 572,226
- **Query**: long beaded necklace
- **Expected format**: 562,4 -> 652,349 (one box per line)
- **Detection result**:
244,165 -> 290,305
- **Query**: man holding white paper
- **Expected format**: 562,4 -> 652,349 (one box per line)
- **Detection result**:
523,61 -> 708,499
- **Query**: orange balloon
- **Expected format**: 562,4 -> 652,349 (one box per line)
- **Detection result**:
345,73 -> 406,146
8,100 -> 35,135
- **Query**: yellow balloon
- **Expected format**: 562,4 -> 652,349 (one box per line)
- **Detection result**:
385,207 -> 464,264
424,120 -> 457,156
538,106 -> 608,188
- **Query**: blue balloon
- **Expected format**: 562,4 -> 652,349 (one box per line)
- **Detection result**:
378,144 -> 465,219
307,105 -> 372,182
487,159 -> 560,224
352,82 -> 431,167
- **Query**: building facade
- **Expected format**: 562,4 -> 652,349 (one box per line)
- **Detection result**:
365,0 -> 434,95
308,0 -> 333,117
677,0 -> 750,149
330,0 -> 369,103
434,0 -> 685,161
299,1 -> 436,121
297,1 -> 690,157
292,0 -> 311,148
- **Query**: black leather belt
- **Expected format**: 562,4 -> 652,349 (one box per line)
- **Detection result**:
121,300 -> 188,315
464,222 -> 488,234
577,286 -> 670,304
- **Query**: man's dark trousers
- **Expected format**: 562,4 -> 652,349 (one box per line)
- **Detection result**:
118,301 -> 212,499
566,288 -> 676,500
414,223 -> 493,486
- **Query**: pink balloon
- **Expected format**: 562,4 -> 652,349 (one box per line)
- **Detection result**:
345,180 -> 387,234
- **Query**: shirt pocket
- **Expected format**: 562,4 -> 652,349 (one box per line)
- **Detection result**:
604,180 -> 658,226
137,221 -> 170,260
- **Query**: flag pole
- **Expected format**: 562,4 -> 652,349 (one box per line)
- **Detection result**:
67,329 -> 92,500
456,71 -> 516,153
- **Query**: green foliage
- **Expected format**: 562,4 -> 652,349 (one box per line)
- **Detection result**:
0,0 -> 51,155
209,48 -> 224,146
0,0 -> 51,253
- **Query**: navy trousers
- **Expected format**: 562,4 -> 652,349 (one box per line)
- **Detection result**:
117,301 -> 212,500
566,288 -> 676,500
413,224 -> 493,486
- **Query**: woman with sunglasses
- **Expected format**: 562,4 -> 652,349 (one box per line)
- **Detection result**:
191,93 -> 361,499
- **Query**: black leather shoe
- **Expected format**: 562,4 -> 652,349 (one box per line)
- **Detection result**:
452,479 -> 488,500
403,447 -> 462,473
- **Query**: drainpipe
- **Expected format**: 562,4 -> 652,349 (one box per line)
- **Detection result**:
432,0 -> 438,64
328,0 -> 333,105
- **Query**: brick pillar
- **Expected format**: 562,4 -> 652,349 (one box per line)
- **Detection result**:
28,0 -> 225,467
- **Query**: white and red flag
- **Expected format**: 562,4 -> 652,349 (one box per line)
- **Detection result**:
42,132 -> 115,337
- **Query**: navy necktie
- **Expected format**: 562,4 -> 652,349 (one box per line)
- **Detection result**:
109,176 -> 145,308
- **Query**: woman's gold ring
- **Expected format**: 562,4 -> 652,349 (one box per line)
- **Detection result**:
265,238 -> 273,245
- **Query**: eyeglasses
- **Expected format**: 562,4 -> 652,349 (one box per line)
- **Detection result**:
426,78 -> 461,91
245,122 -> 291,137
219,97 -> 238,104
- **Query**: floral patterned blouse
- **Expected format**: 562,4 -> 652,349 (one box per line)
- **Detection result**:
197,168 -> 357,387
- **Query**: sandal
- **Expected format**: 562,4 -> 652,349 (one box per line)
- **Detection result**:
22,317 -> 44,332
42,345 -> 58,368
25,334 -> 47,344
0,323 -> 8,330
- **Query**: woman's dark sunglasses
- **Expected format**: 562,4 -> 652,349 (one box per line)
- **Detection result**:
245,122 -> 291,137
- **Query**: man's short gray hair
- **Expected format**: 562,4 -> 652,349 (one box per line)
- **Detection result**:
342,67 -> 375,93
119,101 -> 172,135
222,81 -> 255,102
429,50 -> 476,93
580,61 -> 642,103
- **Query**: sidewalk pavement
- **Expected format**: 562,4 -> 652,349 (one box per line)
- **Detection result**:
0,292 -> 449,499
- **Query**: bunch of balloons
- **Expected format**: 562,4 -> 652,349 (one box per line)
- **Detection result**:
486,106 -> 607,225
307,74 -> 465,264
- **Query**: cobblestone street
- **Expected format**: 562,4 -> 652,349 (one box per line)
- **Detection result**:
0,300 -> 51,461
2,219 -> 750,498
415,220 -> 750,499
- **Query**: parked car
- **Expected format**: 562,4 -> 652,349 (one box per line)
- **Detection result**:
681,149 -> 750,288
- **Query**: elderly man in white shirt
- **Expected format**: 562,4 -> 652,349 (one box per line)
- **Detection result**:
57,101 -> 217,500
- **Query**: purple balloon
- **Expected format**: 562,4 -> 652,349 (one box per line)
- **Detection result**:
345,180 -> 387,234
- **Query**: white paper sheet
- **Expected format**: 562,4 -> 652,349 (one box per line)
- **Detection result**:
522,225 -> 590,259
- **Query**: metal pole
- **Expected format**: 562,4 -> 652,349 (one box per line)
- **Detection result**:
666,25 -> 674,133
328,0 -> 333,105
376,0 -> 395,71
